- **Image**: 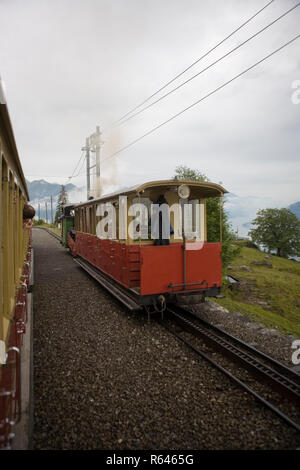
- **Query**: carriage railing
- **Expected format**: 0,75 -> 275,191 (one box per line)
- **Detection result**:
0,243 -> 32,449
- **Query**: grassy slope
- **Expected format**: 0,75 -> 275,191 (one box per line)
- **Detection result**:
48,227 -> 61,237
214,246 -> 300,337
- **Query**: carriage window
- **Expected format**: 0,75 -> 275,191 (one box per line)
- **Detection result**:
182,198 -> 205,240
89,206 -> 95,234
86,207 -> 90,233
84,208 -> 87,233
81,208 -> 86,232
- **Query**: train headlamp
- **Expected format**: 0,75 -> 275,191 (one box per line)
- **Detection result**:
178,184 -> 190,199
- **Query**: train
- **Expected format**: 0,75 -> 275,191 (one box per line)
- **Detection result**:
60,179 -> 228,317
0,80 -> 35,448
0,75 -> 227,448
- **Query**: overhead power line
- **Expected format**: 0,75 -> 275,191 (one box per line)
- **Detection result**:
68,158 -> 87,180
114,0 -> 275,125
102,33 -> 300,162
26,153 -> 87,181
66,150 -> 86,182
118,1 -> 300,125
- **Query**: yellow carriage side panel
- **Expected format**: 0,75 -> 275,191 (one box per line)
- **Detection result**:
0,152 -> 2,341
0,125 -> 29,343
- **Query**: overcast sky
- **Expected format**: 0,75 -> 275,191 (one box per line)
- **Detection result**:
0,0 -> 299,207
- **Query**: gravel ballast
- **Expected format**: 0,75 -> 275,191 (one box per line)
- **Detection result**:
189,301 -> 299,367
32,229 -> 300,450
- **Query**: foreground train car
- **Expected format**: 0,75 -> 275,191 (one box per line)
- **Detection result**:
0,82 -> 34,449
63,180 -> 228,313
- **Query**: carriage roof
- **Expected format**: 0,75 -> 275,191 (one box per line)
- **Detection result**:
73,179 -> 228,208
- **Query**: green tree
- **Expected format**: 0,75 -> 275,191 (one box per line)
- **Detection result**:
174,165 -> 208,182
173,165 -> 239,269
34,218 -> 45,225
54,185 -> 69,224
249,208 -> 300,258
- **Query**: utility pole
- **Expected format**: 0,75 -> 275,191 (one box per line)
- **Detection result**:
45,202 -> 48,224
38,203 -> 40,220
85,125 -> 103,199
95,126 -> 101,198
50,196 -> 53,226
82,137 -> 91,200
86,138 -> 91,199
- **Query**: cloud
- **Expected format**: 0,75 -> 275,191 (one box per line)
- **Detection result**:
225,191 -> 290,237
0,0 -> 299,206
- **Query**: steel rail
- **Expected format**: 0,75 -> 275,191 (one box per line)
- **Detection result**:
166,306 -> 300,403
172,304 -> 300,383
44,228 -> 62,242
161,321 -> 300,433
161,307 -> 300,432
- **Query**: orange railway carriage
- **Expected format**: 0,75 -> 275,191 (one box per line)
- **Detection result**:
67,180 -> 228,313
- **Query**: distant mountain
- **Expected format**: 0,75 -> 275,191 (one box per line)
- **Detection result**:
289,201 -> 300,220
26,179 -> 86,222
26,179 -> 75,201
26,179 -> 300,230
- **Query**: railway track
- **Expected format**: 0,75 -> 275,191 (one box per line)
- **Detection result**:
32,228 -> 300,434
162,304 -> 300,433
44,228 -> 62,242
34,227 -> 62,242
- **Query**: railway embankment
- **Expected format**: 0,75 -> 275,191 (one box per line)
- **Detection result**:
214,244 -> 300,338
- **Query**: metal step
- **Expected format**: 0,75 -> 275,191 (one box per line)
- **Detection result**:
74,257 -> 143,312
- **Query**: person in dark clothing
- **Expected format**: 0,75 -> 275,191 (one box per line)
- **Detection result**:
152,194 -> 174,246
